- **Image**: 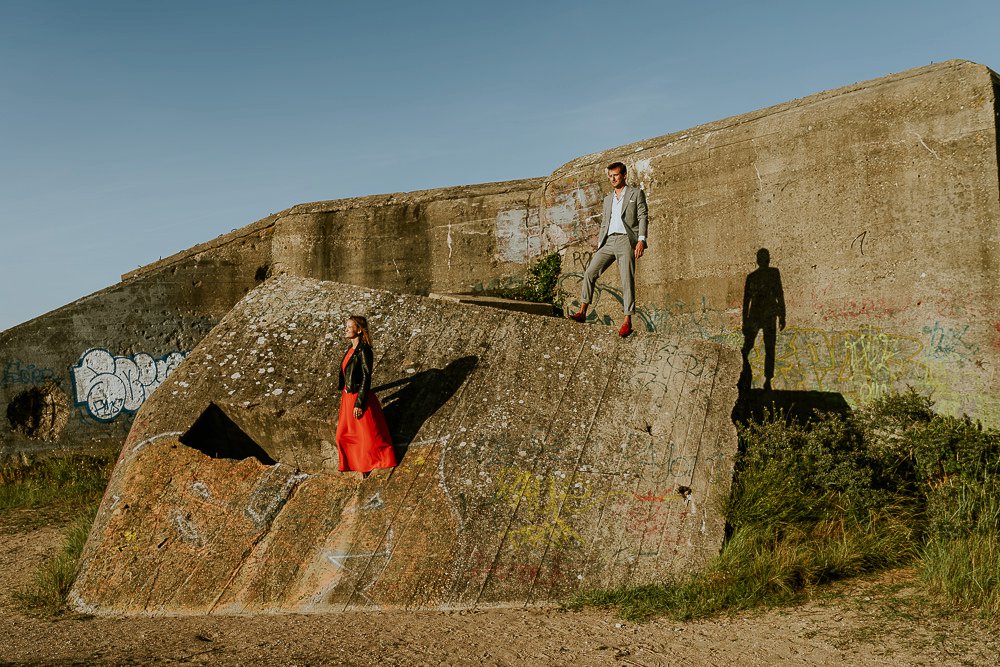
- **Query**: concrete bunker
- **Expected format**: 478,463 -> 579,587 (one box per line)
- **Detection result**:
71,277 -> 742,615
4,60 -> 1000,464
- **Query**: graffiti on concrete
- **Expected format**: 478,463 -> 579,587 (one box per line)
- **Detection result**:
559,274 -> 949,402
245,464 -> 309,529
495,467 -> 591,549
558,272 -> 734,342
2,360 -> 58,386
308,492 -> 396,609
494,184 -> 602,263
494,467 -> 688,551
770,326 -> 932,401
466,550 -> 571,589
922,321 -> 978,361
70,348 -> 188,422
625,488 -> 690,541
819,298 -> 901,322
630,340 -> 710,401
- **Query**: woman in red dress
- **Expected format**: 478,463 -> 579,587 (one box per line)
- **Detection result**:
336,315 -> 397,477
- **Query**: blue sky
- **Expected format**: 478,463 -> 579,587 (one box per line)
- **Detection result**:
2,0 -> 1000,331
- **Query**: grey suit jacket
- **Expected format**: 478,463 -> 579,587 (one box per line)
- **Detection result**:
598,186 -> 649,249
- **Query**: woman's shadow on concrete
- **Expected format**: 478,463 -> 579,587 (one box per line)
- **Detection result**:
374,355 -> 479,461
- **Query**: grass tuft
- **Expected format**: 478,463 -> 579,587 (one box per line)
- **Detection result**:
920,477 -> 1000,617
14,504 -> 98,616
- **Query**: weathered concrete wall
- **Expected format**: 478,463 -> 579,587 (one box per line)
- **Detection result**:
270,178 -> 544,295
0,223 -> 274,457
0,180 -> 543,458
71,277 -> 740,614
6,59 -> 1000,458
548,60 -> 1000,424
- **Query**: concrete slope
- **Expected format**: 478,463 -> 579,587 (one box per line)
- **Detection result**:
71,276 -> 740,614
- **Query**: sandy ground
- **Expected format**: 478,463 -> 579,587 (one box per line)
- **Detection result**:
2,510 -> 998,666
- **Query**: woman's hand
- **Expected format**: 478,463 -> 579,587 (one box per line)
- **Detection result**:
353,406 -> 363,419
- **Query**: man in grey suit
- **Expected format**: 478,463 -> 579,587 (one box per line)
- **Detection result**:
569,161 -> 648,337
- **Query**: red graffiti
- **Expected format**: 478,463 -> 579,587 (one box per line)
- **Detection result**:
467,552 -> 569,588
820,299 -> 901,322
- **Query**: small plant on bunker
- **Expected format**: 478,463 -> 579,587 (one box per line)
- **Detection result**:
487,252 -> 563,306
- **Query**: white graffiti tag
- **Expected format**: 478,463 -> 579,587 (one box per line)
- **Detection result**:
70,348 -> 187,421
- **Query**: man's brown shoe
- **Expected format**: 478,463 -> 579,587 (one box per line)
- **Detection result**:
619,320 -> 633,338
569,310 -> 587,323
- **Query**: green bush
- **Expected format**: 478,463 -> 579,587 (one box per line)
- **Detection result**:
486,252 -> 562,305
571,390 -> 1000,621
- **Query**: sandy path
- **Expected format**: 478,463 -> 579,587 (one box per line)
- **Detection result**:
2,517 -> 997,666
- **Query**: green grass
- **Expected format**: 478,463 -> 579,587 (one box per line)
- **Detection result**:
2,453 -> 112,615
920,477 -> 1000,617
14,503 -> 98,616
570,390 -> 1000,621
0,452 -> 114,511
571,497 -> 917,622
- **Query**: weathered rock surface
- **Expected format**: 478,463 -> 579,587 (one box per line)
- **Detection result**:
71,276 -> 740,614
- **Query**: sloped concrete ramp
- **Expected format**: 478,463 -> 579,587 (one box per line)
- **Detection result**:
71,276 -> 740,614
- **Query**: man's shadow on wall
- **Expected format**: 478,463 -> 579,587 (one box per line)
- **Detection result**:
733,247 -> 852,427
374,356 -> 479,462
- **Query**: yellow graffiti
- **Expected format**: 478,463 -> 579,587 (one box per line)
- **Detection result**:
759,326 -> 932,401
494,468 -> 637,549
495,468 -> 586,548
556,273 -> 994,420
115,529 -> 139,553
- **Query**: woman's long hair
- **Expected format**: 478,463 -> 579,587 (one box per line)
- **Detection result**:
348,314 -> 373,346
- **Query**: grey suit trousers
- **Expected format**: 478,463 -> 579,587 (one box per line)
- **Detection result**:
580,234 -> 636,315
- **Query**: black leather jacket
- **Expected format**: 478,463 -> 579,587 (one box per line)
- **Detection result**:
338,343 -> 373,412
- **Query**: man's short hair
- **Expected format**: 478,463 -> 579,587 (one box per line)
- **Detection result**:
606,161 -> 627,175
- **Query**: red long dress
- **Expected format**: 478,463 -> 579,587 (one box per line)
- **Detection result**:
335,346 -> 397,473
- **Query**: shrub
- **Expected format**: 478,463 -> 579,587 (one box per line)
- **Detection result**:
571,391 -> 1000,620
485,252 -> 562,305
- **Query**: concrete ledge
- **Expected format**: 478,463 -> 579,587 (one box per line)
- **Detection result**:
429,293 -> 557,316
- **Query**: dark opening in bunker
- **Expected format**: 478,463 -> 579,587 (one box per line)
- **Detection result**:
6,382 -> 69,440
179,402 -> 276,464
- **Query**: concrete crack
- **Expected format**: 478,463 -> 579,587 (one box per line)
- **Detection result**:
914,133 -> 941,160
447,223 -> 454,271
